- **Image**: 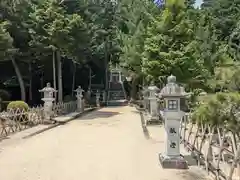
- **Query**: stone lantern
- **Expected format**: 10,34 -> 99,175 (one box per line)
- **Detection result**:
74,86 -> 84,113
147,83 -> 159,123
96,90 -> 101,107
158,75 -> 188,169
39,83 -> 57,120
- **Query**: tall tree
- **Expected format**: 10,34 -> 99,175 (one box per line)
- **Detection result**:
118,0 -> 159,100
29,0 -> 87,101
0,0 -> 34,101
142,0 -> 209,88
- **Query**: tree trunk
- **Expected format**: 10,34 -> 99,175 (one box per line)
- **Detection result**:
11,57 -> 26,101
28,62 -> 33,105
52,50 -> 57,100
71,61 -> 76,97
57,51 -> 63,102
88,67 -> 92,90
105,60 -> 108,91
40,71 -> 44,89
130,75 -> 139,102
104,40 -> 109,102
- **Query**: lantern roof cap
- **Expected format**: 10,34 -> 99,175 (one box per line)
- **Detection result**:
167,74 -> 176,83
39,83 -> 57,92
148,85 -> 159,91
159,75 -> 186,97
74,86 -> 84,92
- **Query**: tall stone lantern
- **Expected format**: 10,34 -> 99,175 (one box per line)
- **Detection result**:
74,86 -> 84,113
39,83 -> 57,120
158,75 -> 188,169
147,84 -> 159,123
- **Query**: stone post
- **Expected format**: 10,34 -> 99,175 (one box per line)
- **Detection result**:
158,75 -> 188,169
39,83 -> 57,121
96,90 -> 101,107
74,86 -> 84,113
147,84 -> 159,124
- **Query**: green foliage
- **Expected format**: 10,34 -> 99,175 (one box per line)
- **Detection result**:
228,67 -> 240,91
0,0 -> 240,104
0,21 -> 16,60
29,0 -> 89,61
118,0 -> 159,72
7,101 -> 29,122
7,101 -> 29,112
186,88 -> 204,110
192,93 -> 240,133
203,0 -> 240,41
141,0 -> 210,87
228,21 -> 240,61
117,0 -> 240,95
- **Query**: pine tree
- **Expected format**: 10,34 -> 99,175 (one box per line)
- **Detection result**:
142,0 -> 209,86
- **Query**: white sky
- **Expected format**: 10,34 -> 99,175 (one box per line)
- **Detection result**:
195,0 -> 203,7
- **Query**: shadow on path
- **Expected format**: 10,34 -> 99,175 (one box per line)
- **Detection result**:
83,111 -> 120,120
183,155 -> 198,166
139,111 -> 150,139
177,169 -> 207,180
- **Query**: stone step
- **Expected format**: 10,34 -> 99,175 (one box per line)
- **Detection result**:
108,91 -> 126,100
108,82 -> 124,91
107,100 -> 128,106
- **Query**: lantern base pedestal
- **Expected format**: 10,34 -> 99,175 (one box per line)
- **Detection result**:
146,119 -> 161,125
146,115 -> 162,125
159,153 -> 188,169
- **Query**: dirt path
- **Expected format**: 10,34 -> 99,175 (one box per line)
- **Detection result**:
0,106 -> 209,180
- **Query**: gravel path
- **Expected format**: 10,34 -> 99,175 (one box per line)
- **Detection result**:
0,106 -> 209,180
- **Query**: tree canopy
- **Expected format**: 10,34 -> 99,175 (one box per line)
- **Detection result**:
0,0 -> 240,103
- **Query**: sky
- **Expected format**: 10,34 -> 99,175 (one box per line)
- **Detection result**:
154,0 -> 203,8
195,0 -> 203,7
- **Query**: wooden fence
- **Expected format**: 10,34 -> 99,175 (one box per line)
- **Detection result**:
0,101 -> 78,139
180,114 -> 240,180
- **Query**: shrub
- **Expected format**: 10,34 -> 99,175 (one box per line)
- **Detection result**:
191,92 -> 240,133
7,101 -> 29,112
7,101 -> 29,123
185,89 -> 205,111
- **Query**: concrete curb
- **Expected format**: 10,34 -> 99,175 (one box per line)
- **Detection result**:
133,106 -> 150,139
134,104 -> 163,125
23,108 -> 97,139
